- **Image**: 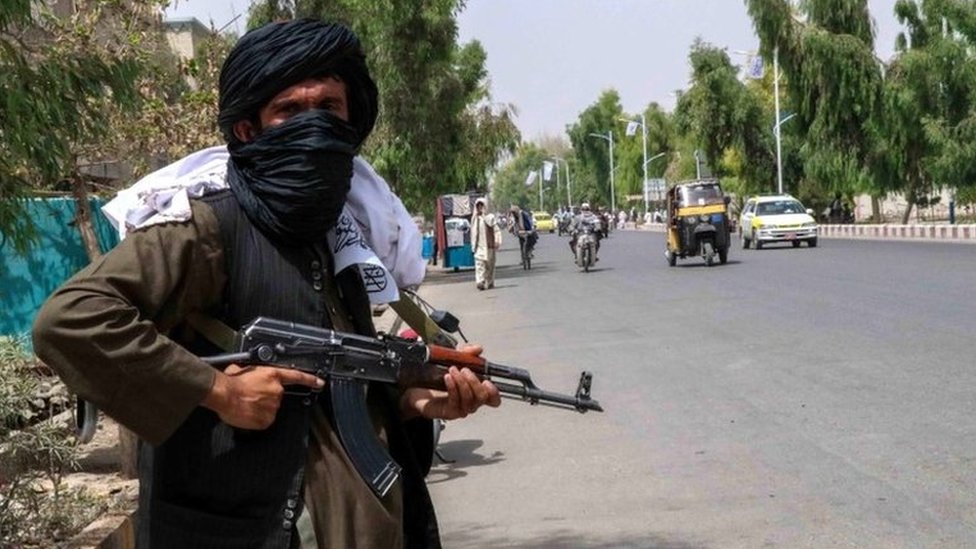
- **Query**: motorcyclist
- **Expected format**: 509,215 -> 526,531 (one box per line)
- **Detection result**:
569,202 -> 601,260
556,207 -> 572,235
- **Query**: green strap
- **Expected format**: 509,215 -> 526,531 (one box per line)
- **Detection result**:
389,297 -> 457,348
185,311 -> 238,352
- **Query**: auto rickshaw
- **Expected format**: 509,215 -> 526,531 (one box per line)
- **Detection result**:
664,179 -> 732,267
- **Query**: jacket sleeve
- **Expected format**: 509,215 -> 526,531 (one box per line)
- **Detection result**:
32,201 -> 226,445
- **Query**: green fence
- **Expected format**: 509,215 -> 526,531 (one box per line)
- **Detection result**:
1,197 -> 119,338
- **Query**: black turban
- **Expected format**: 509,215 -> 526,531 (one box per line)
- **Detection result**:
217,18 -> 378,148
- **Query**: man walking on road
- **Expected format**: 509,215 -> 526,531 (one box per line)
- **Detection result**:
471,197 -> 499,290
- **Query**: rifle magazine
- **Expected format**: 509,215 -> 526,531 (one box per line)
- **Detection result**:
329,377 -> 402,497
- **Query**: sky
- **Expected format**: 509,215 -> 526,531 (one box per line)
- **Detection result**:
164,0 -> 903,141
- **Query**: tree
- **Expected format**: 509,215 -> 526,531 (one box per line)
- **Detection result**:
99,28 -> 232,173
566,89 -> 625,209
247,0 -> 519,216
672,41 -> 775,199
900,0 -> 976,216
489,143 -> 548,212
746,0 -> 884,216
0,0 -> 161,254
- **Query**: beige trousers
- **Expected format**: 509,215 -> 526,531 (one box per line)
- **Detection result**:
475,250 -> 496,287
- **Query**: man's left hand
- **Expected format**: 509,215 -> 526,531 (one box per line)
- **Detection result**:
400,343 -> 502,420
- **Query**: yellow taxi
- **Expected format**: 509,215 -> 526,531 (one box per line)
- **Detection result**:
740,195 -> 819,249
532,211 -> 556,233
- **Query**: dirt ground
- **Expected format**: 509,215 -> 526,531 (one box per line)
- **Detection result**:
63,416 -> 138,548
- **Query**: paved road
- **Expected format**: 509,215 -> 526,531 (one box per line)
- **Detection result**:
419,230 -> 976,548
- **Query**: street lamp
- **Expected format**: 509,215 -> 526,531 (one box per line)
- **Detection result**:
550,156 -> 572,208
588,131 -> 615,213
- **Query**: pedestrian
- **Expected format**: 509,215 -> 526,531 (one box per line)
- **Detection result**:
32,18 -> 500,549
470,197 -> 499,290
829,192 -> 843,224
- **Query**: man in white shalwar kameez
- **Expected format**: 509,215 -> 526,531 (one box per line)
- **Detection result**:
470,197 -> 499,290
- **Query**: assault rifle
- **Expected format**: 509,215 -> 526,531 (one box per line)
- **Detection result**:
200,317 -> 603,497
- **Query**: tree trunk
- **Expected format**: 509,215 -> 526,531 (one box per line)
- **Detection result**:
871,195 -> 881,223
69,176 -> 103,261
70,175 -> 139,479
901,196 -> 915,225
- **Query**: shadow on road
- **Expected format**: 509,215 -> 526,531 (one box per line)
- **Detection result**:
422,259 -> 557,287
443,526 -> 708,549
426,438 -> 506,485
667,259 -> 743,269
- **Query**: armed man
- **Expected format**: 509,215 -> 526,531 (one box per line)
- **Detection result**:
32,18 -> 499,549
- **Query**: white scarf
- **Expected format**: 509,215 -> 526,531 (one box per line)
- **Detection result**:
101,146 -> 426,304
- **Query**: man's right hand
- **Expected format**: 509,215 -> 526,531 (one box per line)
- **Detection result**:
201,364 -> 324,430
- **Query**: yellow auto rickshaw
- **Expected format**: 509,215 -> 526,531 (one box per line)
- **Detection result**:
664,179 -> 732,267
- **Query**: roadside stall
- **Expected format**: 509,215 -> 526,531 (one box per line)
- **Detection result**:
435,193 -> 481,270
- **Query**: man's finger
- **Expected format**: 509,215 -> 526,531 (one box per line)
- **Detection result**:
453,368 -> 476,413
273,368 -> 325,389
482,380 -> 502,407
443,369 -> 461,416
457,343 -> 484,357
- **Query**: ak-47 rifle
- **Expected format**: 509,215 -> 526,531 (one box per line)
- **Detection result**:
201,317 -> 603,497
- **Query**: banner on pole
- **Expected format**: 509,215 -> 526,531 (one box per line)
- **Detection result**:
525,171 -> 538,187
625,121 -> 640,137
747,55 -> 765,79
542,161 -> 554,181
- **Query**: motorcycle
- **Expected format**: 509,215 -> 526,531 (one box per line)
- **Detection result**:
575,220 -> 600,272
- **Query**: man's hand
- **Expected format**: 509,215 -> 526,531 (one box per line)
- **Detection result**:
400,344 -> 502,421
202,364 -> 324,429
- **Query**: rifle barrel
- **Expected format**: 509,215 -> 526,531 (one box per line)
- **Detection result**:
492,380 -> 603,413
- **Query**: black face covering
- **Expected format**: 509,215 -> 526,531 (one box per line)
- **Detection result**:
227,110 -> 358,244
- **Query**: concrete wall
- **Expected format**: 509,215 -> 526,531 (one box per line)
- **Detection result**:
631,221 -> 976,243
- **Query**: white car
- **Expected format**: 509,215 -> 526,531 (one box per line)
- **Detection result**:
740,195 -> 819,249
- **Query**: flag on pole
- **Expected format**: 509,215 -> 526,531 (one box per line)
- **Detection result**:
525,170 -> 538,186
625,120 -> 640,137
747,55 -> 765,79
542,161 -> 554,181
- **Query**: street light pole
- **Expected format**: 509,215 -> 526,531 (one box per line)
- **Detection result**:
641,114 -> 648,213
537,169 -> 543,211
620,114 -> 649,214
735,47 -> 786,194
589,131 -> 615,213
644,151 -> 667,205
773,46 -> 783,195
550,157 -> 571,209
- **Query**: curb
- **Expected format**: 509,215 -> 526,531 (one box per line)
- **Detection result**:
626,222 -> 976,243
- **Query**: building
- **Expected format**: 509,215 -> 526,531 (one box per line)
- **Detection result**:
162,17 -> 210,60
